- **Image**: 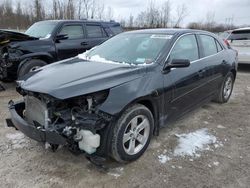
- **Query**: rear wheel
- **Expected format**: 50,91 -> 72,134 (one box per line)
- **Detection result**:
18,59 -> 47,78
111,104 -> 154,163
214,72 -> 234,103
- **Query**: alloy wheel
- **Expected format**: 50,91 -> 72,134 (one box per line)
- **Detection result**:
122,115 -> 150,155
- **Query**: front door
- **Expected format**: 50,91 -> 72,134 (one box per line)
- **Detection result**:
55,24 -> 87,60
163,34 -> 206,122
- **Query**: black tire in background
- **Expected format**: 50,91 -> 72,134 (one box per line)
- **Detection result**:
214,72 -> 235,103
18,59 -> 47,78
111,104 -> 154,163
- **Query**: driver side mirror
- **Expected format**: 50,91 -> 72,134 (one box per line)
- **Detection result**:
55,34 -> 68,41
164,59 -> 190,69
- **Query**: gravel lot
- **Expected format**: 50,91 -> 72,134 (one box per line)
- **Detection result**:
0,65 -> 250,188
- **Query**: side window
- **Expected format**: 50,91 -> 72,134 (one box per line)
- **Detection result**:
86,25 -> 105,38
170,35 -> 199,62
215,40 -> 223,52
59,25 -> 84,39
200,35 -> 218,56
109,26 -> 123,35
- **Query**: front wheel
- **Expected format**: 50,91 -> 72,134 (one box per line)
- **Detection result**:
111,104 -> 154,163
214,72 -> 235,103
18,59 -> 47,79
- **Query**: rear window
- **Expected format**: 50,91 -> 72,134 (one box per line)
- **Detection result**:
228,30 -> 250,40
200,35 -> 218,57
86,25 -> 105,38
109,26 -> 123,35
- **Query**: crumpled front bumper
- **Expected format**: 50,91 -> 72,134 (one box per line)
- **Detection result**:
7,100 -> 67,145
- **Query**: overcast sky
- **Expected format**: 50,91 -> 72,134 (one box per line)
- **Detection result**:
103,0 -> 250,26
2,0 -> 250,26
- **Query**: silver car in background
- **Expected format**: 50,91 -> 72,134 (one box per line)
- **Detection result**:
227,27 -> 250,64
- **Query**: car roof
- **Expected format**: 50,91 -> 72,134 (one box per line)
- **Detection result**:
125,28 -> 212,35
232,27 -> 250,32
35,20 -> 121,26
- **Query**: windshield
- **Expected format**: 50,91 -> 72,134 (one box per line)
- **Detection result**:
80,33 -> 172,65
228,30 -> 250,40
25,22 -> 57,38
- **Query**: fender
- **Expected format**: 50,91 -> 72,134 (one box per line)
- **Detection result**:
98,66 -> 165,136
19,52 -> 54,62
17,52 -> 55,74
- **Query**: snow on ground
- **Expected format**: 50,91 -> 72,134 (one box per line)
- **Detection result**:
173,128 -> 217,157
217,125 -> 226,129
6,132 -> 29,149
107,167 -> 124,178
158,128 -> 222,164
158,154 -> 171,164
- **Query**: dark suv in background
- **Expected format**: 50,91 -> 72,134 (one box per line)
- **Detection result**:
0,20 -> 122,81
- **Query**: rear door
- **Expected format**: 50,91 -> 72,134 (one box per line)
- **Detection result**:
196,34 -> 226,97
55,24 -> 86,60
83,23 -> 108,50
228,29 -> 250,63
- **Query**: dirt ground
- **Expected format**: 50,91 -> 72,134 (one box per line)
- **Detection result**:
0,65 -> 250,188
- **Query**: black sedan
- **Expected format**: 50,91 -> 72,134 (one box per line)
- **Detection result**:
7,29 -> 238,163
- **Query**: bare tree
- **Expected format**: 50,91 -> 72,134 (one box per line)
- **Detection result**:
105,6 -> 114,21
135,11 -> 147,28
128,14 -> 134,27
52,0 -> 58,19
96,1 -> 105,20
205,11 -> 216,30
34,0 -> 44,21
146,0 -> 160,27
77,0 -> 83,19
174,4 -> 188,28
161,0 -> 171,27
66,0 -> 75,19
82,0 -> 92,19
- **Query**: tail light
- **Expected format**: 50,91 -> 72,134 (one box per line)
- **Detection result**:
223,39 -> 230,48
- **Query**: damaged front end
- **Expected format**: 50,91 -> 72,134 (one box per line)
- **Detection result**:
7,89 -> 113,156
0,47 -> 24,80
0,30 -> 38,80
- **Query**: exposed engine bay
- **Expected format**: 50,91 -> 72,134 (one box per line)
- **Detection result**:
15,89 -> 112,155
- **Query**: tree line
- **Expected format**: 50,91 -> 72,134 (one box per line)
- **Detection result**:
0,0 -> 114,30
0,0 -> 235,32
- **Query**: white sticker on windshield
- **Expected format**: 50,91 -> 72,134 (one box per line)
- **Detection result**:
150,34 -> 172,39
136,58 -> 145,63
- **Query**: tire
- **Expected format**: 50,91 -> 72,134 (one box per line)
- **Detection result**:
214,72 -> 235,103
111,104 -> 154,163
18,59 -> 47,78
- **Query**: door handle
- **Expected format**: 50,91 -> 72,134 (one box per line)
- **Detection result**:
198,69 -> 206,77
222,60 -> 227,65
81,42 -> 88,46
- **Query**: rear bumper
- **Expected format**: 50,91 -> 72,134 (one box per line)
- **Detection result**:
7,100 -> 66,145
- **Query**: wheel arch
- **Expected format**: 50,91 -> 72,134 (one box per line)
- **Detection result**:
230,68 -> 237,80
116,97 -> 160,136
18,52 -> 55,69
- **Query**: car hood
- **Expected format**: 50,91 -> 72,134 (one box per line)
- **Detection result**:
19,58 -> 147,99
0,29 -> 38,46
